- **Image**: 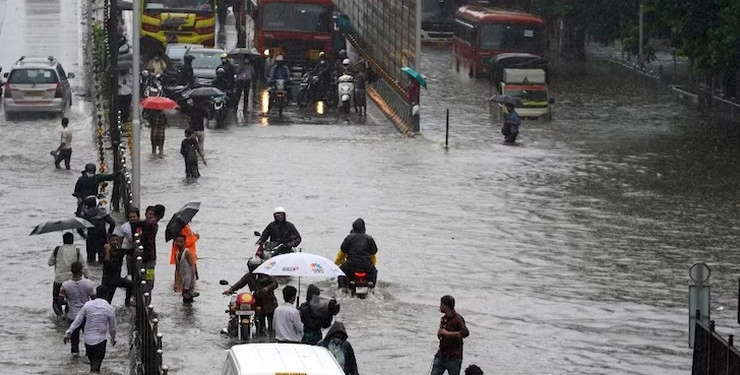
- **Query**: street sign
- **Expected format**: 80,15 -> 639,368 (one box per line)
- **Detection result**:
688,262 -> 711,348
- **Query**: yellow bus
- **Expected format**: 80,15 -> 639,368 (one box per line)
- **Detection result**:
141,0 -> 217,47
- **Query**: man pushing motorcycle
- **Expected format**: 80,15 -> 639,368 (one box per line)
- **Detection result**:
255,207 -> 302,258
335,218 -> 378,289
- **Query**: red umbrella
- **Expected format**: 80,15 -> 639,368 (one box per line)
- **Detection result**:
140,96 -> 178,110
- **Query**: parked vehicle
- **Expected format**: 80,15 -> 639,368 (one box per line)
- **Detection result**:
186,47 -> 227,86
219,283 -> 256,342
211,93 -> 228,128
3,56 -> 75,119
488,53 -> 553,120
165,43 -> 203,66
222,343 -> 346,375
141,70 -> 164,98
140,0 -> 216,47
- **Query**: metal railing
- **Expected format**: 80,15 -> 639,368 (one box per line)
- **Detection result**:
130,233 -> 169,375
692,318 -> 740,374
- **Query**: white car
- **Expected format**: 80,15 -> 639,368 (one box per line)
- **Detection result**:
222,343 -> 345,375
3,56 -> 75,118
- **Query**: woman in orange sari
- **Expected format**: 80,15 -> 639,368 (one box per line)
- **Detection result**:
171,224 -> 199,291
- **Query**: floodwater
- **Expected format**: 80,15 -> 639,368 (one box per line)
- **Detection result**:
3,1 -> 740,374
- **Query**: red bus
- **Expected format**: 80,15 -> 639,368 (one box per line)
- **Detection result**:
255,0 -> 334,66
452,4 -> 546,77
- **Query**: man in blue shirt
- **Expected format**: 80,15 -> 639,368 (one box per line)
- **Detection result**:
502,103 -> 521,144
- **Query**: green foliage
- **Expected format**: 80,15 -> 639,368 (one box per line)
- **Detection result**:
91,21 -> 110,118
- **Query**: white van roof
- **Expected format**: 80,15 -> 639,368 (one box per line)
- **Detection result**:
227,343 -> 345,375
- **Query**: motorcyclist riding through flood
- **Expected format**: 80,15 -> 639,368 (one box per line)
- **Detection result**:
268,55 -> 293,106
255,207 -> 302,257
335,218 -> 378,289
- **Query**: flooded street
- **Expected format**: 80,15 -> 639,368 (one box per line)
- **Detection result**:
3,1 -> 740,374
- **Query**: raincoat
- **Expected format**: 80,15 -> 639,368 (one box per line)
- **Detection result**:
299,284 -> 336,344
319,321 -> 359,375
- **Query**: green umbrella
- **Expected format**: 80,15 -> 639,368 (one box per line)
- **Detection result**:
401,66 -> 427,89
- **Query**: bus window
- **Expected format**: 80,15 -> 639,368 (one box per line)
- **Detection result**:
454,19 -> 476,46
479,23 -> 542,53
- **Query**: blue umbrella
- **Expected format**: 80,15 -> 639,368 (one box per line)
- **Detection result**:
401,66 -> 427,89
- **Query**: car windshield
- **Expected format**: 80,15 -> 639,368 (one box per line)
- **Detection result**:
144,0 -> 212,11
8,68 -> 58,84
189,54 -> 221,69
479,23 -> 543,53
167,47 -> 191,60
506,88 -> 548,102
262,3 -> 331,33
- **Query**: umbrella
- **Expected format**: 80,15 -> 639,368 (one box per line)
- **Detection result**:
253,252 -> 345,278
185,86 -> 225,99
253,251 -> 344,303
489,94 -> 523,107
401,66 -> 427,89
140,96 -> 178,110
30,217 -> 94,236
228,47 -> 262,59
165,202 -> 201,242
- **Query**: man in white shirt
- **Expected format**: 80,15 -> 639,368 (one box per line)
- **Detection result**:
59,261 -> 96,357
48,232 -> 88,316
118,68 -> 134,122
119,206 -> 142,278
65,285 -> 117,373
273,285 -> 303,343
53,117 -> 72,170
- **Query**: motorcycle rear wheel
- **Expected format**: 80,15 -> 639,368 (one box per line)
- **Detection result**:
297,89 -> 309,108
326,91 -> 338,109
342,100 -> 350,113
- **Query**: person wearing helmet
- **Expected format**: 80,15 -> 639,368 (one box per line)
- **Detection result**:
218,53 -> 236,85
334,218 -> 378,289
179,54 -> 196,87
211,66 -> 232,94
311,52 -> 334,99
256,207 -> 302,254
267,55 -> 293,108
334,50 -> 349,76
222,256 -> 278,335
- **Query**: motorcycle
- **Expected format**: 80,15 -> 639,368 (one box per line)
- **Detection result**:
336,73 -> 355,114
141,70 -> 164,98
347,269 -> 375,299
253,231 -> 295,263
296,73 -> 337,109
211,93 -> 228,128
269,79 -> 288,117
219,280 -> 257,342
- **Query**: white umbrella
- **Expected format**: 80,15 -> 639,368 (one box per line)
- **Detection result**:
253,252 -> 344,303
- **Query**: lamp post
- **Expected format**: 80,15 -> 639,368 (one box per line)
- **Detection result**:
132,0 -> 141,208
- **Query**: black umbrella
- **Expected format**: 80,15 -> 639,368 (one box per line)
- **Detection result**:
30,217 -> 94,236
165,202 -> 201,242
228,47 -> 262,59
489,94 -> 523,107
184,87 -> 225,99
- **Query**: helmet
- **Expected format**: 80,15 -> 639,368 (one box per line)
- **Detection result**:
216,67 -> 225,75
338,49 -> 347,59
274,207 -> 286,214
276,55 -> 284,62
247,256 -> 262,272
318,52 -> 326,60
141,70 -> 150,78
220,53 -> 228,59
184,54 -> 195,62
342,58 -> 350,68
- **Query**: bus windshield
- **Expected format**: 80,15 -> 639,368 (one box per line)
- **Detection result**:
479,23 -> 543,53
506,88 -> 548,102
144,0 -> 213,12
262,3 -> 331,33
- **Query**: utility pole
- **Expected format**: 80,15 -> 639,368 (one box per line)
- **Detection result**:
638,3 -> 644,69
132,0 -> 141,208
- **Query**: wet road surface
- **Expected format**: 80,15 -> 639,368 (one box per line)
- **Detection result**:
4,2 -> 740,374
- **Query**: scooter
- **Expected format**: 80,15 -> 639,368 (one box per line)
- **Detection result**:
336,73 -> 355,114
269,79 -> 288,117
219,280 -> 256,342
347,269 -> 375,299
211,94 -> 228,128
142,70 -> 164,98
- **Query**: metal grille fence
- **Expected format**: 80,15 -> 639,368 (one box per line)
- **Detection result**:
692,320 -> 740,375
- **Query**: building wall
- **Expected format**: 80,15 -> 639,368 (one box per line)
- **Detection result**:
334,0 -> 419,86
